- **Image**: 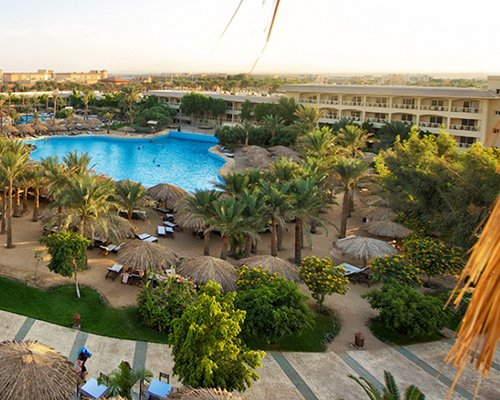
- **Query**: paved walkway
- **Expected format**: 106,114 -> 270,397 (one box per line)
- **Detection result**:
0,310 -> 498,400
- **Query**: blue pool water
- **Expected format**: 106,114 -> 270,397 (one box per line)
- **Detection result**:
27,132 -> 225,191
19,113 -> 50,124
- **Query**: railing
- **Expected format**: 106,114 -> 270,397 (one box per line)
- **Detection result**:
419,121 -> 443,128
319,99 -> 339,105
392,119 -> 414,124
420,105 -> 448,111
392,103 -> 417,110
458,142 -> 476,148
342,101 -> 364,106
321,114 -> 338,119
366,118 -> 388,123
450,124 -> 480,131
365,102 -> 388,108
451,106 -> 480,113
299,99 -> 317,104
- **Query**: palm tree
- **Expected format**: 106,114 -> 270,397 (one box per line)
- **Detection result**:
99,361 -> 152,400
51,90 -> 60,123
294,105 -> 325,131
0,95 -> 6,136
0,140 -> 30,248
350,370 -> 425,400
261,182 -> 291,256
40,156 -> 70,213
262,114 -> 284,141
81,89 -> 93,120
214,172 -> 249,197
121,86 -> 141,124
332,157 -> 369,238
63,150 -> 94,176
241,119 -> 253,146
210,197 -> 245,260
289,175 -> 328,264
239,189 -> 267,257
30,163 -> 46,222
104,111 -> 115,134
186,189 -> 221,256
115,180 -> 146,222
336,124 -> 375,158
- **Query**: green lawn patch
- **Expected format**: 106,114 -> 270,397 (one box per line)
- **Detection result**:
369,317 -> 442,345
246,311 -> 340,352
0,276 -> 167,343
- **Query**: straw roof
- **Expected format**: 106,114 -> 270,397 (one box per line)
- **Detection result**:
48,124 -> 66,132
33,121 -> 48,133
177,256 -> 237,292
170,387 -> 242,400
5,125 -> 18,134
360,206 -> 396,222
117,240 -> 178,272
360,195 -> 388,207
363,220 -> 411,239
146,183 -> 188,204
18,124 -> 35,135
238,255 -> 300,282
0,340 -> 77,400
171,195 -> 205,231
334,236 -> 398,264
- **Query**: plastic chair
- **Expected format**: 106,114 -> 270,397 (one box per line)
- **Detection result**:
159,372 -> 170,384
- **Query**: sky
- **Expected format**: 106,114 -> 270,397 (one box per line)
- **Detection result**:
0,0 -> 498,76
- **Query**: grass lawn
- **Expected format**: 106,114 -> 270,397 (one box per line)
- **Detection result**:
0,276 -> 167,343
246,311 -> 340,352
369,317 -> 443,345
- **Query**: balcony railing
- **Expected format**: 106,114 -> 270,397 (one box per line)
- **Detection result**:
420,105 -> 448,111
419,121 -> 443,128
392,103 -> 417,110
366,118 -> 388,123
319,99 -> 339,105
450,124 -> 480,131
321,114 -> 338,119
365,102 -> 388,108
299,99 -> 317,104
392,119 -> 414,124
342,101 -> 364,106
451,106 -> 480,113
458,142 -> 476,148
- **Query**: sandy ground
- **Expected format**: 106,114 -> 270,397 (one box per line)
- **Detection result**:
0,192 -> 386,351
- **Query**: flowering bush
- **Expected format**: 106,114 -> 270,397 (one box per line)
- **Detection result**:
138,276 -> 197,333
371,255 -> 422,286
299,256 -> 348,311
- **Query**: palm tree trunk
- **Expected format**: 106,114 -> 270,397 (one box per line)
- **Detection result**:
244,234 -> 252,258
310,218 -> 318,234
203,228 -> 210,256
1,189 -> 6,234
277,224 -> 284,251
127,209 -> 132,222
32,187 -> 40,222
271,217 -> 278,256
23,187 -> 29,214
294,218 -> 303,264
339,188 -> 350,238
348,190 -> 355,217
220,235 -> 230,260
6,182 -> 14,248
13,188 -> 22,217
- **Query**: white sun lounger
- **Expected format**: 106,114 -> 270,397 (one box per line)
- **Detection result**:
163,221 -> 177,228
157,226 -> 174,237
136,233 -> 151,240
106,263 -> 123,280
340,262 -> 366,276
143,235 -> 158,243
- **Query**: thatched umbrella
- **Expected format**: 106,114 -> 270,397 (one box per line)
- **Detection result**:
117,240 -> 178,273
146,183 -> 188,205
177,256 -> 237,292
5,125 -> 19,135
334,236 -> 398,266
48,123 -> 66,132
238,255 -> 300,282
18,124 -> 35,135
0,340 -> 77,400
363,221 -> 411,239
170,387 -> 242,400
32,120 -> 48,134
360,195 -> 387,207
360,206 -> 396,222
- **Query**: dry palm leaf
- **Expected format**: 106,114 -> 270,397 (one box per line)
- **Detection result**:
445,195 -> 500,398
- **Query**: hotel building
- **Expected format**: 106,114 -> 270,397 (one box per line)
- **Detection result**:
280,76 -> 500,148
1,69 -> 108,85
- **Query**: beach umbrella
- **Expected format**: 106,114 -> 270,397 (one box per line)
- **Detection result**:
360,206 -> 396,222
0,340 -> 77,400
18,124 -> 35,135
32,120 -> 48,134
5,125 -> 19,135
170,195 -> 205,231
170,387 -> 242,400
334,236 -> 398,266
177,256 -> 237,292
117,240 -> 178,273
48,123 -> 65,132
360,194 -> 387,207
363,220 -> 411,239
237,255 -> 300,282
146,183 -> 188,205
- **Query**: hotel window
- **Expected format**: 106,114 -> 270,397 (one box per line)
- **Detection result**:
461,119 -> 476,127
431,99 -> 444,109
376,98 -> 387,104
495,110 -> 500,115
375,113 -> 386,120
463,100 -> 479,109
430,116 -> 444,125
350,111 -> 361,119
401,114 -> 414,122
353,96 -> 363,104
402,98 -> 416,108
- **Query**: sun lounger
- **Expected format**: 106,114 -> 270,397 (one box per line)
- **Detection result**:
106,264 -> 123,280
155,207 -> 174,214
143,235 -> 159,243
100,244 -> 117,255
136,233 -> 151,240
163,221 -> 177,228
340,263 -> 371,286
122,268 -> 145,286
223,152 -> 235,158
157,226 -> 174,238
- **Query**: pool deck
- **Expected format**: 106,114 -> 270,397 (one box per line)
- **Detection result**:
1,309 -> 498,400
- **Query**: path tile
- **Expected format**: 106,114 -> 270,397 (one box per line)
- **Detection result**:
285,352 -> 367,400
84,334 -> 136,377
348,347 -> 468,400
0,310 -> 27,340
244,354 -> 304,400
144,342 -> 181,386
24,320 -> 77,357
406,341 -> 500,400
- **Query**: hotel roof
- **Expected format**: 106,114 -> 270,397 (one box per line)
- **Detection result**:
147,90 -> 280,104
279,84 -> 499,99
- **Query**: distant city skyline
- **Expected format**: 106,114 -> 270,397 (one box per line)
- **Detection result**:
1,0 -> 499,76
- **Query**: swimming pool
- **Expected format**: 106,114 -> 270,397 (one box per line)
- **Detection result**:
27,132 -> 225,191
19,113 -> 50,124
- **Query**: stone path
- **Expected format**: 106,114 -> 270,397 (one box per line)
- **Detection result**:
0,310 -> 498,400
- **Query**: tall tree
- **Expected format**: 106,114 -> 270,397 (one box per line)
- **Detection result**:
332,157 -> 369,238
210,197 -> 245,260
121,86 -> 141,124
294,105 -> 324,131
115,180 -> 147,222
336,124 -> 374,158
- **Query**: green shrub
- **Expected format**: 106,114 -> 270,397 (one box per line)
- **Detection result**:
55,108 -> 73,119
235,266 -> 314,343
138,276 -> 197,333
365,282 -> 450,338
370,255 -> 422,286
269,127 -> 298,147
215,125 -> 245,149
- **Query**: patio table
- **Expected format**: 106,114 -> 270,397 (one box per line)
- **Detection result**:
79,378 -> 108,399
147,379 -> 173,399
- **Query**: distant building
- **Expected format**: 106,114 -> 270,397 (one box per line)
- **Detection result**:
280,76 -> 500,148
98,76 -> 131,86
1,69 -> 107,84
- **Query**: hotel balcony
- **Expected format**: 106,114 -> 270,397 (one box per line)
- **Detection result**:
451,106 -> 480,113
420,105 -> 449,112
342,100 -> 364,107
318,99 -> 339,105
450,124 -> 480,132
320,113 -> 338,120
365,101 -> 389,108
392,103 -> 417,110
419,121 -> 442,128
366,118 -> 389,124
299,99 -> 317,104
